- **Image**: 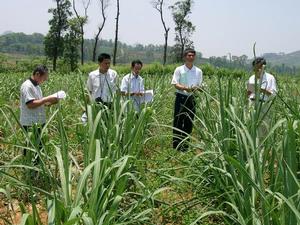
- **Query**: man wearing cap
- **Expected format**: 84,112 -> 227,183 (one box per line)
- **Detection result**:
171,48 -> 203,151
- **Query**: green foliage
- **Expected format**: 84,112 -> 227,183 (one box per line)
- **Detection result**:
0,32 -> 44,55
79,62 -> 179,76
63,18 -> 81,71
0,73 -> 158,224
169,0 -> 195,61
0,54 -> 49,73
264,51 -> 300,68
0,32 -> 181,64
0,69 -> 300,224
44,0 -> 72,71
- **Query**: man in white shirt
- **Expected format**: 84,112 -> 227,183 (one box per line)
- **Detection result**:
20,65 -> 58,163
171,48 -> 203,151
120,60 -> 145,112
87,53 -> 118,109
247,57 -> 277,140
247,57 -> 277,103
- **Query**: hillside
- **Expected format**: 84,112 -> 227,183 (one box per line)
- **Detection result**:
0,32 -> 203,64
263,51 -> 300,67
0,32 -> 44,55
1,32 -> 299,71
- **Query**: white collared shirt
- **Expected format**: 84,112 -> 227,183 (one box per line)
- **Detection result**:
120,73 -> 145,112
120,73 -> 144,94
87,68 -> 118,102
171,64 -> 203,96
20,79 -> 46,126
247,72 -> 277,101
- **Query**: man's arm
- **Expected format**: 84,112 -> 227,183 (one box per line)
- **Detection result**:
190,85 -> 203,92
171,68 -> 193,93
247,90 -> 252,97
85,74 -> 93,102
136,78 -> 145,96
174,83 -> 192,92
120,76 -> 129,96
121,92 -> 138,96
260,88 -> 272,96
27,96 -> 58,109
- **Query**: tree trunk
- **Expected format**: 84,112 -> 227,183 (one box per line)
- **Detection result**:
53,57 -> 57,71
92,32 -> 100,62
53,0 -> 61,71
158,0 -> 169,66
179,28 -> 184,62
113,0 -> 120,66
92,0 -> 107,62
163,29 -> 169,65
53,33 -> 60,71
180,44 -> 184,60
80,26 -> 84,65
72,0 -> 91,65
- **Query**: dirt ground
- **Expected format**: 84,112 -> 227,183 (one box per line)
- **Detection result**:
0,197 -> 47,225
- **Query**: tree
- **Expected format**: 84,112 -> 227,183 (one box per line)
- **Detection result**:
152,0 -> 170,65
45,0 -> 72,71
92,0 -> 109,62
72,0 -> 91,65
63,18 -> 81,71
169,0 -> 195,62
112,0 -> 120,66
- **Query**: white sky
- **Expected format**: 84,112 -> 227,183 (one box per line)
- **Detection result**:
1,0 -> 300,57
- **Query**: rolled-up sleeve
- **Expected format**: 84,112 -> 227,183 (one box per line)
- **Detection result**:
87,74 -> 92,93
140,78 -> 145,92
22,86 -> 36,104
120,76 -> 128,93
270,77 -> 277,95
198,69 -> 203,86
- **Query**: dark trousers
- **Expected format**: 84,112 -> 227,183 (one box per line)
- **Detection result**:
95,97 -> 112,109
173,93 -> 196,151
23,124 -> 44,165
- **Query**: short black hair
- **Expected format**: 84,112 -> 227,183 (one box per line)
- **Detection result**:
98,53 -> 111,63
33,65 -> 48,76
252,57 -> 266,67
184,48 -> 196,57
131,59 -> 143,68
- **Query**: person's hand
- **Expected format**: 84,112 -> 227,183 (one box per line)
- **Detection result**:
190,86 -> 203,92
184,86 -> 193,92
131,92 -> 144,96
260,88 -> 272,96
44,96 -> 59,106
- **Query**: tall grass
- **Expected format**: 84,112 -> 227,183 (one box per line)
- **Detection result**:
186,76 -> 300,224
0,70 -> 299,224
0,75 -> 163,224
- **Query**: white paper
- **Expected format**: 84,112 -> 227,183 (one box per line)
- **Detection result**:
81,112 -> 87,123
50,90 -> 66,99
141,90 -> 154,103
